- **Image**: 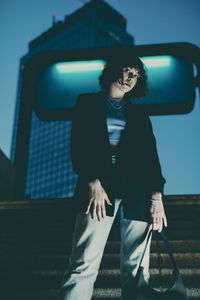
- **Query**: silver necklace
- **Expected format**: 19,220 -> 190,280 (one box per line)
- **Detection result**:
106,97 -> 125,110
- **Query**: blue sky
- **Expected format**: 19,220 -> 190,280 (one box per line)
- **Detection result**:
0,0 -> 200,195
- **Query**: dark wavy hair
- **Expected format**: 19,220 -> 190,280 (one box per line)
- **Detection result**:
99,56 -> 149,100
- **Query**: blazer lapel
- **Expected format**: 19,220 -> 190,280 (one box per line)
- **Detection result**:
96,91 -> 111,151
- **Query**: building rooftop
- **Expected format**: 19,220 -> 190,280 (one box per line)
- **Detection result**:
29,0 -> 127,51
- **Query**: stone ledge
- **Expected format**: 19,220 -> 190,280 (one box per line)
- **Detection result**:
0,195 -> 200,210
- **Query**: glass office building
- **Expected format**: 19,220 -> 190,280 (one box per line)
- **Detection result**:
11,0 -> 134,199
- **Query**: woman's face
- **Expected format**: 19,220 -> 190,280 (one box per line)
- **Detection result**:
116,66 -> 140,93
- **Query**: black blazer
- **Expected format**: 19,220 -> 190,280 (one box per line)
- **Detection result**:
70,91 -> 166,222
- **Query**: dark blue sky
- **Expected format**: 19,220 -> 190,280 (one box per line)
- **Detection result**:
0,0 -> 200,195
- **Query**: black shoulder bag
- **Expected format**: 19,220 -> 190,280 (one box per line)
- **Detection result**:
133,229 -> 188,300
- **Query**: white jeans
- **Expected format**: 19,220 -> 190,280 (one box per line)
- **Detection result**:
57,198 -> 152,300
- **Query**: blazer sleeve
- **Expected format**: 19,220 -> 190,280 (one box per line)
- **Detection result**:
144,113 -> 166,195
70,94 -> 99,182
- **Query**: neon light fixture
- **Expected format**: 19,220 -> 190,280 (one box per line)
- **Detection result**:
55,57 -> 172,73
55,60 -> 105,73
140,56 -> 171,68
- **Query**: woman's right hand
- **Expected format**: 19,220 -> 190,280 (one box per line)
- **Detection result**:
86,179 -> 112,221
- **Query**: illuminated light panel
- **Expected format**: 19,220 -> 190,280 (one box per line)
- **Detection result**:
55,60 -> 105,73
140,56 -> 172,68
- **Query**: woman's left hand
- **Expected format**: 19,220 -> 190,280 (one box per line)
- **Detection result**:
150,192 -> 167,232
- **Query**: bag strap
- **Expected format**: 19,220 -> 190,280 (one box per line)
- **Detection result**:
156,231 -> 164,290
139,229 -> 180,273
160,230 -> 180,273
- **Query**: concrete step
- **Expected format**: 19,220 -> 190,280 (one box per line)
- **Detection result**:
92,287 -> 200,299
1,288 -> 200,300
0,198 -> 200,225
95,268 -> 200,287
1,240 -> 200,255
0,196 -> 199,300
1,253 -> 200,271
1,227 -> 200,243
0,279 -> 200,300
1,268 -> 200,289
0,218 -> 199,229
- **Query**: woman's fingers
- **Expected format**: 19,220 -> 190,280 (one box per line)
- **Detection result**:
105,196 -> 112,206
152,215 -> 159,230
92,202 -> 97,219
158,217 -> 163,232
151,199 -> 168,232
85,198 -> 93,214
102,205 -> 106,219
97,205 -> 102,221
152,210 -> 161,231
152,213 -> 167,232
153,217 -> 161,231
87,180 -> 111,220
86,198 -> 108,221
97,196 -> 112,221
163,214 -> 168,227
97,202 -> 107,221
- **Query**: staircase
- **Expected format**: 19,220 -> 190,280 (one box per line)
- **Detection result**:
0,195 -> 200,300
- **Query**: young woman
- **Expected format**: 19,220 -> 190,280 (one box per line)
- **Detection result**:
57,56 -> 167,300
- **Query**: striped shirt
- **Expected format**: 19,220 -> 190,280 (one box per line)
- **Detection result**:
105,96 -> 127,167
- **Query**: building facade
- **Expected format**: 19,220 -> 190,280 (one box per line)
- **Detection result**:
0,150 -> 15,201
11,0 -> 134,199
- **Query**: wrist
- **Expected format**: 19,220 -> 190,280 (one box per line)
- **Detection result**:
151,192 -> 162,201
88,178 -> 100,187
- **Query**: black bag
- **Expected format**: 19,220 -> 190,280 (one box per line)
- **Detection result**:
133,229 -> 188,300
